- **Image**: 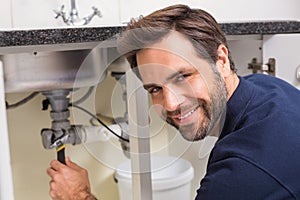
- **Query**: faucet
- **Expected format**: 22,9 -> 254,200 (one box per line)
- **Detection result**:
54,0 -> 102,26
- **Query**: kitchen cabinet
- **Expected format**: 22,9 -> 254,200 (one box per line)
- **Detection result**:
263,34 -> 300,89
1,22 -> 300,200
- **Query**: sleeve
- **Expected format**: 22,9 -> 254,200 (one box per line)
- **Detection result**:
195,156 -> 292,200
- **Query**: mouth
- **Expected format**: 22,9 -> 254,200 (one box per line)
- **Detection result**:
174,105 -> 200,122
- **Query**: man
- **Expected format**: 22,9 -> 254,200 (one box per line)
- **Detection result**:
47,4 -> 300,199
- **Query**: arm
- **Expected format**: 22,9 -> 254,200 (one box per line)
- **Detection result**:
47,157 -> 97,200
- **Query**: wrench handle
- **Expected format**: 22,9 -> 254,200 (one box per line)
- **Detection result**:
57,144 -> 66,165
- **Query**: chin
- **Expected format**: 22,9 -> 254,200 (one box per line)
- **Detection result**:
178,126 -> 208,141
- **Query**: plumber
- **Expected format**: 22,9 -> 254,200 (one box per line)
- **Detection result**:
47,4 -> 300,200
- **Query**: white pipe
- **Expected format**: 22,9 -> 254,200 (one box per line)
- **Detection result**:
80,124 -> 122,143
0,61 -> 15,200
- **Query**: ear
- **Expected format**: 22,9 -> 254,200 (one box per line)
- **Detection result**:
216,44 -> 231,78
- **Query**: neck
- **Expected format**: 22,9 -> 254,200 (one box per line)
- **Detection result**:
225,73 -> 240,100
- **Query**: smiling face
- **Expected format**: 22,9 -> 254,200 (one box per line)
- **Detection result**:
136,31 -> 228,141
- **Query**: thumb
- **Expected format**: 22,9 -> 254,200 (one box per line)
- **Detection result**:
65,157 -> 82,170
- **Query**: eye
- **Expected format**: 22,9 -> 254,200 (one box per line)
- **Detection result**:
175,73 -> 191,82
148,86 -> 162,95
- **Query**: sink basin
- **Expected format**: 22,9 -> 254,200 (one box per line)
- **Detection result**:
0,45 -> 126,93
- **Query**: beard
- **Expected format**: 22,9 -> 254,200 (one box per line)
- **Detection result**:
165,99 -> 210,141
163,72 -> 228,141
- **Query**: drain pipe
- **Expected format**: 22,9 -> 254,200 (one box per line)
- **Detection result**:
40,89 -> 127,158
41,89 -> 72,164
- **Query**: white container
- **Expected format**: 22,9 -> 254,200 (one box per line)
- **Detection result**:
115,156 -> 194,200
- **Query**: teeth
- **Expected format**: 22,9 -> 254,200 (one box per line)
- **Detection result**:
178,106 -> 199,120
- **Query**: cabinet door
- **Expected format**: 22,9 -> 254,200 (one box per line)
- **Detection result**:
263,34 -> 300,89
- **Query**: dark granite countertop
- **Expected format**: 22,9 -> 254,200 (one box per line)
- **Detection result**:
221,21 -> 300,35
1,21 -> 300,48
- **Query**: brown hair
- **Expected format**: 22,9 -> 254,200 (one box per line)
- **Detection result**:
118,4 -> 236,71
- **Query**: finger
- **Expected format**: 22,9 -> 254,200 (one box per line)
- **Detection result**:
46,167 -> 57,178
50,159 -> 64,171
49,179 -> 55,188
49,179 -> 58,198
65,157 -> 82,171
49,188 -> 58,200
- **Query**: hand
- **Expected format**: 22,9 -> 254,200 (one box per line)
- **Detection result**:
47,157 -> 96,200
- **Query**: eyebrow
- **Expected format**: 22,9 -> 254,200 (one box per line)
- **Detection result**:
166,70 -> 183,81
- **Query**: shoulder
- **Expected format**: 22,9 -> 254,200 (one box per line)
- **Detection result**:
196,156 -> 295,200
239,74 -> 300,123
243,74 -> 298,92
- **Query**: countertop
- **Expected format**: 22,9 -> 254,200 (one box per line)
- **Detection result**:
1,21 -> 300,48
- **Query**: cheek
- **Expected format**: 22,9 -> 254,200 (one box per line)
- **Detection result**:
151,103 -> 166,120
151,96 -> 163,111
187,78 -> 210,99
151,95 -> 162,107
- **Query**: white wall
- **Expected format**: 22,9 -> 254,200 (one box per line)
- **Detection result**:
120,0 -> 300,23
1,0 -> 120,29
1,0 -> 300,29
0,0 -> 13,29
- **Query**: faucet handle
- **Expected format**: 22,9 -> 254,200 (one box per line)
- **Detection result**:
92,6 -> 103,18
54,5 -> 66,19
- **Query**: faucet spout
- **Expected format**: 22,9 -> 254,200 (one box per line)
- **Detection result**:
69,0 -> 78,20
71,0 -> 76,10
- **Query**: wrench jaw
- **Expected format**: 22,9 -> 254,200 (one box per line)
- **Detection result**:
41,128 -> 70,164
49,134 -> 70,149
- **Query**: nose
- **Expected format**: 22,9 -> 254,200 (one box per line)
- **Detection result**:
163,86 -> 184,112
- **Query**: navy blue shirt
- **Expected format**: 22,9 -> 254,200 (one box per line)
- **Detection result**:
196,74 -> 300,200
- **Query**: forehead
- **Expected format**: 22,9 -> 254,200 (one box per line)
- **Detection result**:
136,48 -> 192,83
137,31 -> 197,64
136,32 -> 196,82
136,32 -> 213,84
